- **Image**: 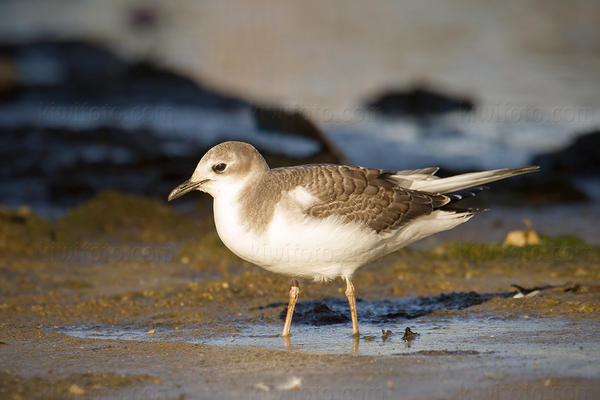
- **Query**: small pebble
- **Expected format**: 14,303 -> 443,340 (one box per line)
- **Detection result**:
277,376 -> 302,391
253,382 -> 270,391
68,384 -> 85,396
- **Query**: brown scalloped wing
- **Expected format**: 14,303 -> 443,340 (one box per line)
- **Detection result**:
276,165 -> 450,233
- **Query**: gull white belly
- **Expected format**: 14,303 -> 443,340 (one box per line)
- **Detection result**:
213,195 -> 387,280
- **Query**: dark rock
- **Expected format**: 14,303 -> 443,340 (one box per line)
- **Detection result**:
0,126 -> 200,209
0,125 -> 342,213
0,40 -> 344,214
364,85 -> 475,118
532,130 -> 600,174
252,105 -> 348,164
0,56 -> 18,100
467,175 -> 588,206
0,40 -> 247,109
282,301 -> 349,325
276,291 -> 512,326
436,168 -> 588,206
500,176 -> 588,204
376,291 -> 505,321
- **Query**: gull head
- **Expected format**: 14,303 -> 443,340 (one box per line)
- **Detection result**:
168,141 -> 269,201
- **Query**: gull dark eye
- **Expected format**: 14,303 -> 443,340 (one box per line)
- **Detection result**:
213,163 -> 227,173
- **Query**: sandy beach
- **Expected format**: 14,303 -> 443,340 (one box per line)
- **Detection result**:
1,193 -> 599,399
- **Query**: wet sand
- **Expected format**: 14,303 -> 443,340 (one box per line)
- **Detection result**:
1,193 -> 599,399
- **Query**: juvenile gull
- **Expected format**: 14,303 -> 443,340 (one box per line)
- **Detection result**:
168,141 -> 539,337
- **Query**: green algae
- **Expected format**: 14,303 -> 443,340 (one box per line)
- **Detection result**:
433,235 -> 600,262
1,191 -> 209,256
0,209 -> 55,255
55,191 -> 201,243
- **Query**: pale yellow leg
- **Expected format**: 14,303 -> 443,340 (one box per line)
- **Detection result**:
344,277 -> 360,336
281,280 -> 299,337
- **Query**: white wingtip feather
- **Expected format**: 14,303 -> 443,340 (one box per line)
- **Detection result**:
408,166 -> 539,194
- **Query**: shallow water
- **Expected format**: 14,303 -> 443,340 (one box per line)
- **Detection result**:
60,315 -> 599,378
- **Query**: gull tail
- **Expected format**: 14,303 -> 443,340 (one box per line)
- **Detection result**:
408,166 -> 540,194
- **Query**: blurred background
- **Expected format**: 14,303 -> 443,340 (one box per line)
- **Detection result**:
1,0 -> 599,243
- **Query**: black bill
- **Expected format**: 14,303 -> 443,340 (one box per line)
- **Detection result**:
167,179 -> 207,201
